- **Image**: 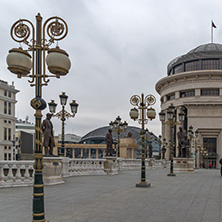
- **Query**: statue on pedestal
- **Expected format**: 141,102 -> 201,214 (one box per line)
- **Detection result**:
105,129 -> 113,156
181,136 -> 190,158
42,113 -> 55,156
177,127 -> 186,157
177,127 -> 190,158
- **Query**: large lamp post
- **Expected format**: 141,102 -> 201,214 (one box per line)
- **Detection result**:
48,92 -> 78,157
109,116 -> 128,157
159,104 -> 185,176
129,93 -> 156,188
6,14 -> 71,222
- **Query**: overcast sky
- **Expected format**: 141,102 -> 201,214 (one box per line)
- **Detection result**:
1,0 -> 222,137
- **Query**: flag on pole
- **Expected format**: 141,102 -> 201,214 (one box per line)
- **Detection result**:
211,20 -> 216,43
212,21 -> 216,28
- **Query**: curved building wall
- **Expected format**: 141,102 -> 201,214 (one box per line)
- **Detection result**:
156,67 -> 222,168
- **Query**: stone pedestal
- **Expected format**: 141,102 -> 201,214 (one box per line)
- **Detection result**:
43,157 -> 64,185
119,138 -> 139,159
162,159 -> 167,168
103,156 -> 118,175
174,158 -> 194,173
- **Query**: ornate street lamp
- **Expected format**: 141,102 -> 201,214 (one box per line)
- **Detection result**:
109,116 -> 128,157
6,14 -> 71,222
49,92 -> 78,157
129,93 -> 156,188
159,104 -> 185,176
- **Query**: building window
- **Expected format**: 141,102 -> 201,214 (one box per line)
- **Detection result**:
4,90 -> 7,96
180,90 -> 195,98
8,146 -> 11,150
174,64 -> 184,74
202,59 -> 219,70
4,146 -> 7,150
8,91 -> 11,98
4,153 -> 7,160
8,153 -> 11,161
201,89 -> 219,96
4,102 -> 7,114
203,138 -> 217,155
4,128 -> 7,140
8,120 -> 11,124
8,128 -> 11,141
4,120 -> 7,123
167,93 -> 175,101
8,102 -> 11,115
185,60 -> 200,72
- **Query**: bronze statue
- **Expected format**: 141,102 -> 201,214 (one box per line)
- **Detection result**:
148,143 -> 153,158
42,113 -> 55,155
105,129 -> 113,156
177,127 -> 186,157
162,146 -> 166,159
181,136 -> 190,157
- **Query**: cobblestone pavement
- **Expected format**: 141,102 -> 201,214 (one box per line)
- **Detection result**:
0,168 -> 222,222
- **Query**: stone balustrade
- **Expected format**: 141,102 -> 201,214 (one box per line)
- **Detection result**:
69,159 -> 107,176
0,158 -> 168,188
0,161 -> 34,188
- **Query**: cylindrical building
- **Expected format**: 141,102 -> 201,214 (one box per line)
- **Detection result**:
156,43 -> 222,169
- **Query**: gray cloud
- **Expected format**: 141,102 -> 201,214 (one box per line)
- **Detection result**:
1,0 -> 221,137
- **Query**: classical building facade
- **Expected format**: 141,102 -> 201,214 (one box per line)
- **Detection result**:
0,80 -> 19,160
156,43 -> 222,169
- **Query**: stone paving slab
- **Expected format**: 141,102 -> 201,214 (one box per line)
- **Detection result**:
0,168 -> 221,222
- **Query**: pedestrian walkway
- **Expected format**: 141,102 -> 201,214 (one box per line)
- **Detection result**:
0,168 -> 222,222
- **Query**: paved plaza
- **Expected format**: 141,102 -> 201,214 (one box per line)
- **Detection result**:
0,168 -> 222,222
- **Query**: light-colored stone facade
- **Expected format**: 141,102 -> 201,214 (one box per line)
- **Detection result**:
156,43 -> 222,169
156,70 -> 222,168
0,80 -> 19,160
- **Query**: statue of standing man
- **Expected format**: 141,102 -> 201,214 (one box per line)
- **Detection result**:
42,113 -> 55,156
106,129 -> 113,156
177,127 -> 186,157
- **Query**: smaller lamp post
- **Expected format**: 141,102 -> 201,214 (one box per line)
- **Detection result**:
129,93 -> 156,187
159,104 -> 185,176
109,116 -> 128,157
48,92 -> 78,157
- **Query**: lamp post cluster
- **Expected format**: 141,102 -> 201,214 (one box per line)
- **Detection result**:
109,116 -> 128,157
187,125 -> 199,168
199,146 -> 209,167
159,104 -> 185,176
6,13 -> 71,222
48,92 -> 78,157
129,93 -> 156,187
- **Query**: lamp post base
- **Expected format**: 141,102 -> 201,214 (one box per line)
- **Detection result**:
136,182 -> 151,188
167,173 -> 176,176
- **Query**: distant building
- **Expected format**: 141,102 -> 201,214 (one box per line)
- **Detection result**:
0,80 -> 19,160
15,117 -> 35,160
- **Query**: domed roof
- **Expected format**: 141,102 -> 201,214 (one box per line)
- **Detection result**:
187,43 -> 222,54
168,43 -> 222,75
80,126 -> 143,144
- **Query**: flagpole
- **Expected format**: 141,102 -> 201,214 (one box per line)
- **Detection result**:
211,20 -> 213,43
